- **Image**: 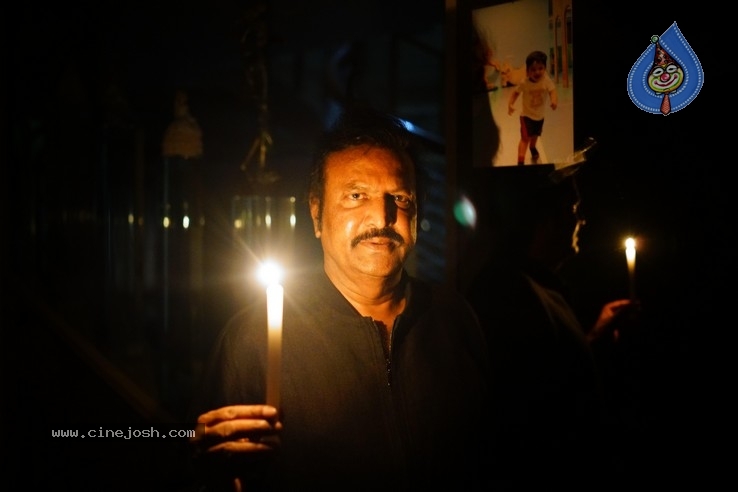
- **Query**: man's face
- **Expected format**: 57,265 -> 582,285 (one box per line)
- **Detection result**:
546,181 -> 585,267
310,145 -> 417,283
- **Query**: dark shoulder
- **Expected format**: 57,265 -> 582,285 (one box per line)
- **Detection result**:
222,290 -> 267,333
283,267 -> 361,318
221,266 -> 329,336
407,275 -> 478,320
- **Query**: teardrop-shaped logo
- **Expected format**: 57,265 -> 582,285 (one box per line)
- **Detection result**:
627,22 -> 703,115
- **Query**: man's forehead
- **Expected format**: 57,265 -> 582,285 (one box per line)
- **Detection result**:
325,147 -> 414,180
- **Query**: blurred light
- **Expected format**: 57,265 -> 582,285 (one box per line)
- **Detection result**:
453,195 -> 477,229
163,216 -> 171,228
290,196 -> 297,228
127,213 -> 135,225
182,215 -> 190,229
265,196 -> 272,229
420,219 -> 431,232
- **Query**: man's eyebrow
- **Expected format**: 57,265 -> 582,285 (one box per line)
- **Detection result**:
341,180 -> 368,190
339,179 -> 413,195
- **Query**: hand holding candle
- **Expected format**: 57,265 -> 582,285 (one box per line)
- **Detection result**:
624,237 -> 636,301
259,261 -> 284,409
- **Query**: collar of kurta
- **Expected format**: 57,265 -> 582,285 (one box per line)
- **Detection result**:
287,267 -> 417,322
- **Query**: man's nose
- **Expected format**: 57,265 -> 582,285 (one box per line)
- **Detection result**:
366,195 -> 397,228
573,203 -> 585,223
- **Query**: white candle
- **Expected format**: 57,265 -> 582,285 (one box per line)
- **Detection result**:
625,237 -> 636,301
266,283 -> 283,408
259,261 -> 284,409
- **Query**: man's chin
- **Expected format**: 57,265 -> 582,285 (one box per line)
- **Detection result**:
353,257 -> 405,278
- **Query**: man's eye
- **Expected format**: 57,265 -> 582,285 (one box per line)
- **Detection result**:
394,195 -> 413,208
349,193 -> 363,200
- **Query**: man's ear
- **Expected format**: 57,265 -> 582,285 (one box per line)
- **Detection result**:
309,197 -> 322,238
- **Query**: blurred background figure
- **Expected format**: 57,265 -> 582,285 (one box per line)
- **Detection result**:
471,24 -> 501,167
462,163 -> 639,488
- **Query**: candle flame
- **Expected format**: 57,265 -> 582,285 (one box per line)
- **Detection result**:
258,260 -> 283,286
625,237 -> 636,264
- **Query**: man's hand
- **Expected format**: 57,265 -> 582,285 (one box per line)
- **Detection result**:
587,299 -> 639,344
193,405 -> 282,455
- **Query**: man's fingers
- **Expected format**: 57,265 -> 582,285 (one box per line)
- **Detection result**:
603,299 -> 631,315
198,405 -> 278,425
192,405 -> 282,449
206,438 -> 276,454
207,417 -> 278,440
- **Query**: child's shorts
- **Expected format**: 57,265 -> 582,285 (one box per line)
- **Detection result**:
520,116 -> 544,138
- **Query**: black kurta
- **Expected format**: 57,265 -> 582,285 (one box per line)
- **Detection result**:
195,268 -> 492,490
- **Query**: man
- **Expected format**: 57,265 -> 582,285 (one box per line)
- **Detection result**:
192,107 -> 491,490
463,165 -> 636,487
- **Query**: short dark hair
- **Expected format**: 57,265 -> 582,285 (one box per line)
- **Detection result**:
308,105 -> 419,205
525,50 -> 548,70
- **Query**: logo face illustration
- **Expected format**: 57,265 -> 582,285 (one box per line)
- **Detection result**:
627,22 -> 703,115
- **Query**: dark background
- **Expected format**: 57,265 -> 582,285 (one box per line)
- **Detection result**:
2,0 -> 729,489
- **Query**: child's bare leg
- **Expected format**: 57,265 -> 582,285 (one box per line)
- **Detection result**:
517,138 -> 528,165
529,136 -> 540,162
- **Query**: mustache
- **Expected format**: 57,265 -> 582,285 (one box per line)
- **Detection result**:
351,227 -> 405,248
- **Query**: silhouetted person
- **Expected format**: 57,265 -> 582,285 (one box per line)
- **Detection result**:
464,164 -> 637,488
